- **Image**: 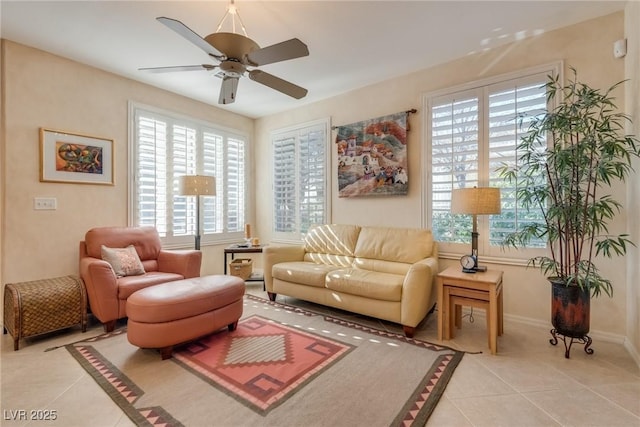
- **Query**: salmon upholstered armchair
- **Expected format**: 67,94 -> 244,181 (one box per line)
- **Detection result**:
79,226 -> 202,332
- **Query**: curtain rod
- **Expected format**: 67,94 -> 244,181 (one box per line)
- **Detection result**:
331,109 -> 417,131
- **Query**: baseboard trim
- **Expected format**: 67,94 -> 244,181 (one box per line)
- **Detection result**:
459,308 -> 627,345
623,339 -> 640,369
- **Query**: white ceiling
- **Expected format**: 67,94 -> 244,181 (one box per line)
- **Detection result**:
1,1 -> 626,118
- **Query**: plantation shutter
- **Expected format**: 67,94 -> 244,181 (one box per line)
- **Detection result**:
299,127 -> 326,234
430,92 -> 480,244
136,114 -> 169,235
225,136 -> 246,234
272,119 -> 329,241
171,124 -> 197,238
427,69 -> 551,257
132,105 -> 248,245
273,135 -> 297,234
487,75 -> 548,249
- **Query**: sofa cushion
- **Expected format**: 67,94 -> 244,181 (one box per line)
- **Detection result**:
304,252 -> 354,267
354,226 -> 433,264
304,224 -> 361,258
326,268 -> 403,302
272,262 -> 342,288
101,245 -> 146,277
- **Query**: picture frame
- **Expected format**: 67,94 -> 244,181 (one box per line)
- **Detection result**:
39,128 -> 114,185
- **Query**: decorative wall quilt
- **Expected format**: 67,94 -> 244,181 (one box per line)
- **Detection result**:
336,112 -> 408,197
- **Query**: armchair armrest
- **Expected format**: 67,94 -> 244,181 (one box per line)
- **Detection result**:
157,250 -> 202,278
79,256 -> 120,323
400,256 -> 439,327
263,245 -> 306,291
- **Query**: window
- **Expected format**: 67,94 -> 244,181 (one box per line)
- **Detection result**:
130,103 -> 248,247
271,118 -> 331,242
424,64 -> 559,259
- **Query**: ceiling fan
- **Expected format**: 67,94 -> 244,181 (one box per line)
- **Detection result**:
140,0 -> 309,105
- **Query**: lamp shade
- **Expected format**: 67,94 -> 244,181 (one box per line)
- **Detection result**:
178,175 -> 216,196
451,187 -> 501,215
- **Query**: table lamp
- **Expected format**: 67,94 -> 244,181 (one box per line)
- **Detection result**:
178,175 -> 216,250
451,187 -> 501,273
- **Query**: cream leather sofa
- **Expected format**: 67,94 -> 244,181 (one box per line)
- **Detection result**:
263,224 -> 438,337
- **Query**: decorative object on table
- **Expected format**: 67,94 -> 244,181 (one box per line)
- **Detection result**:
335,110 -> 414,198
450,187 -> 501,273
66,294 -> 462,426
228,258 -> 253,280
3,275 -> 87,350
244,223 -> 252,246
39,128 -> 114,185
178,175 -> 216,250
498,68 -> 640,358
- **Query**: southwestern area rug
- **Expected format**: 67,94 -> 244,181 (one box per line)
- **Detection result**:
67,295 -> 463,426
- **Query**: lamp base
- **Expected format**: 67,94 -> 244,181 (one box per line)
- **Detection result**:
476,265 -> 487,272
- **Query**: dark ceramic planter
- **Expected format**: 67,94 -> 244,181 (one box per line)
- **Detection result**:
550,278 -> 590,338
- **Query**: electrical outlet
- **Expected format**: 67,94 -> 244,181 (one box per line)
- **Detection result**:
34,197 -> 57,210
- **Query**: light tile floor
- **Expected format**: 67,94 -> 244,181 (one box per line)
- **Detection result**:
1,283 -> 639,427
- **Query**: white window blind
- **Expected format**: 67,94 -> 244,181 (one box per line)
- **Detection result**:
131,105 -> 248,247
271,119 -> 330,242
426,66 -> 556,258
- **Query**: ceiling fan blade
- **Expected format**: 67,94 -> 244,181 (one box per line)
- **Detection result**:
139,64 -> 216,73
247,38 -> 309,66
219,76 -> 239,104
248,70 -> 308,99
157,17 -> 224,60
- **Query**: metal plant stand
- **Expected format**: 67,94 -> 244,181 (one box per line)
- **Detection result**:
550,328 -> 594,359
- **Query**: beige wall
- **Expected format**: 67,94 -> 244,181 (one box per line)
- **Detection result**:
1,11 -> 636,345
255,12 -> 633,339
625,1 -> 640,363
1,40 -> 254,284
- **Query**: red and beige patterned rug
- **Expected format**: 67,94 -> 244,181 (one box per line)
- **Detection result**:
67,295 -> 463,426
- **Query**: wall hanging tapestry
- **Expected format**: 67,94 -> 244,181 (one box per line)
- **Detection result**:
335,111 -> 410,197
66,294 -> 463,426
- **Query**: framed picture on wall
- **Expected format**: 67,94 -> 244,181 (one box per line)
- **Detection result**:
39,128 -> 114,185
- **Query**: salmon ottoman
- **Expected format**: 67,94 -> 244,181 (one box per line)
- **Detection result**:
126,275 -> 245,359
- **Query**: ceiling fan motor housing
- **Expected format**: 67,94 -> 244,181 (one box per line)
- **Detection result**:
219,60 -> 246,77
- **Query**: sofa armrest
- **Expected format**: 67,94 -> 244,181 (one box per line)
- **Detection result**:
400,256 -> 439,327
263,245 -> 306,292
79,256 -> 120,323
157,250 -> 202,278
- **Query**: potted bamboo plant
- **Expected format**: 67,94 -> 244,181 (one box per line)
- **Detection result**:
498,68 -> 640,358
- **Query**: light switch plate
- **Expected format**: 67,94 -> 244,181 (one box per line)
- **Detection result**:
34,197 -> 57,210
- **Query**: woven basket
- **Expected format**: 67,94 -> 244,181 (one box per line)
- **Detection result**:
229,258 -> 253,280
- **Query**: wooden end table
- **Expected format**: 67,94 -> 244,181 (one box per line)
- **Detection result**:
436,266 -> 504,354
